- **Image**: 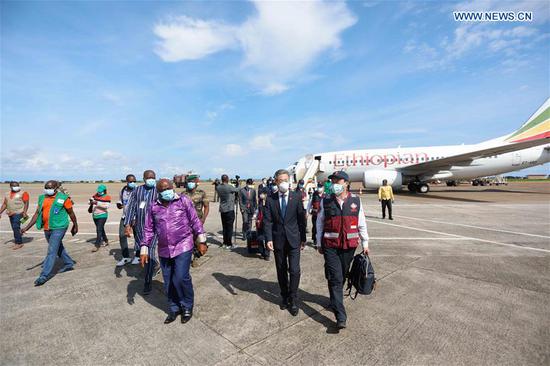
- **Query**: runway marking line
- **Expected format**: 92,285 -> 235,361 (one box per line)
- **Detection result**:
365,219 -> 550,253
393,214 -> 550,239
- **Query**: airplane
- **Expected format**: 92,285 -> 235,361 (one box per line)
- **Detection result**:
289,98 -> 550,193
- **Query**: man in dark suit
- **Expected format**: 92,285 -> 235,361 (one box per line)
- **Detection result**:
264,169 -> 306,316
239,178 -> 257,239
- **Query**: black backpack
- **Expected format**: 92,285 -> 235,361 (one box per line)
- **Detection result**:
346,253 -> 376,299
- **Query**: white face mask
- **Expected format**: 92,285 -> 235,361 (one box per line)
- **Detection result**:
317,188 -> 323,193
248,185 -> 254,189
11,186 -> 21,192
332,183 -> 344,195
278,181 -> 290,193
260,193 -> 267,199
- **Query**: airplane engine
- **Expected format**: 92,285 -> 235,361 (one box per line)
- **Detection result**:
363,170 -> 402,189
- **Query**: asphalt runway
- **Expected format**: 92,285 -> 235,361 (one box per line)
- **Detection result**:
0,182 -> 549,365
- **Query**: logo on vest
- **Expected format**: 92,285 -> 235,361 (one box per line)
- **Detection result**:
350,202 -> 358,212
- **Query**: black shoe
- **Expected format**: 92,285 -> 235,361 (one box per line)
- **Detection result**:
164,311 -> 180,324
336,320 -> 347,329
34,277 -> 47,286
389,217 -> 394,220
289,301 -> 299,316
280,298 -> 289,310
181,308 -> 193,323
263,255 -> 270,261
143,282 -> 152,295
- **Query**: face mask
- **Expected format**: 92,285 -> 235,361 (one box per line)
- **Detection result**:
299,184 -> 304,189
332,183 -> 344,195
187,182 -> 196,190
145,178 -> 156,188
248,185 -> 254,189
262,180 -> 266,184
44,188 -> 55,196
159,189 -> 175,201
11,186 -> 21,192
278,181 -> 289,193
317,188 -> 324,193
260,193 -> 267,199
97,191 -> 105,196
128,182 -> 137,189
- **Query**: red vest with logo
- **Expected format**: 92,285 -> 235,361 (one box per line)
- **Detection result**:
322,193 -> 361,249
310,192 -> 323,215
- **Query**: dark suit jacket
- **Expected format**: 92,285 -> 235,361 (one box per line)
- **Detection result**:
239,187 -> 257,212
264,191 -> 306,249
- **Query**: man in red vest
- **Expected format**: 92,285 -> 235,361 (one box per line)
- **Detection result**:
316,171 -> 369,329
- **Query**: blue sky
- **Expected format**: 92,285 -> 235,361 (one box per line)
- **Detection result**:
1,0 -> 549,181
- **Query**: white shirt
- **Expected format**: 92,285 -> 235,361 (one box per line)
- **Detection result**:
315,193 -> 369,250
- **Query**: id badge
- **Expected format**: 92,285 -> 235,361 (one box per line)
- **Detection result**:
139,201 -> 146,209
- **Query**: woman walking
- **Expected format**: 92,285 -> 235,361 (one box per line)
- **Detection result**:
89,184 -> 111,252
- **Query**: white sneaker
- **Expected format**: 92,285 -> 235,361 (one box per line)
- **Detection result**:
131,257 -> 140,265
116,258 -> 131,267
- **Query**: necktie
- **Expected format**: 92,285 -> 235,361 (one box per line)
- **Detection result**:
281,194 -> 287,218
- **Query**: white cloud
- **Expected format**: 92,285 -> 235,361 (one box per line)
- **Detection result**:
224,143 -> 244,156
153,0 -> 357,94
205,111 -> 218,121
102,150 -> 124,160
154,16 -> 238,61
250,134 -> 274,150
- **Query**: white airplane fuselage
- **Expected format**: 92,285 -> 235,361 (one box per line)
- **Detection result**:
293,144 -> 550,189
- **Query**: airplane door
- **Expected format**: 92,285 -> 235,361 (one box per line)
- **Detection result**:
512,152 -> 521,166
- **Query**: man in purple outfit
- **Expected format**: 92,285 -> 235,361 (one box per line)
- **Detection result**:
140,179 -> 207,324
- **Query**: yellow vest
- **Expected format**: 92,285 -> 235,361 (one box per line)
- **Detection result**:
378,186 -> 394,200
5,192 -> 25,215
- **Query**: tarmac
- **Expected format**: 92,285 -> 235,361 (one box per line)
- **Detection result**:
0,181 -> 549,365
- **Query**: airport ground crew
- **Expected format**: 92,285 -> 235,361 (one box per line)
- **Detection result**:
183,174 -> 209,267
0,181 -> 30,250
116,174 -> 137,266
141,179 -> 207,324
21,180 -> 78,286
216,174 -> 239,249
124,170 -> 159,295
378,179 -> 394,220
239,178 -> 257,239
89,184 -> 111,252
307,183 -> 324,245
316,171 -> 369,329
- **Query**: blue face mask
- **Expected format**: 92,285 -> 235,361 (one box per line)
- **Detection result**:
145,178 -> 156,188
187,182 -> 196,190
128,182 -> 137,189
159,189 -> 175,201
97,191 -> 105,196
44,188 -> 55,196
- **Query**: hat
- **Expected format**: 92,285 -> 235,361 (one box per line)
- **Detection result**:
328,171 -> 350,182
97,184 -> 107,193
186,174 -> 199,181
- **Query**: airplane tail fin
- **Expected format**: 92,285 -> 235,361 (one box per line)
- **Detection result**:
505,97 -> 550,143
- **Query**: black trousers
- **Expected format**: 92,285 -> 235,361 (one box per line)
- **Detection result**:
311,214 -> 318,243
324,247 -> 356,322
93,217 -> 108,245
381,199 -> 393,219
273,240 -> 301,302
220,211 -> 235,245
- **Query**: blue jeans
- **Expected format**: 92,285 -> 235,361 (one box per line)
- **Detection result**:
39,229 -> 75,280
159,250 -> 194,313
9,214 -> 23,244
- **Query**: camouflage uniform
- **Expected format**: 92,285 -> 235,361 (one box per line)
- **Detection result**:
183,189 -> 209,221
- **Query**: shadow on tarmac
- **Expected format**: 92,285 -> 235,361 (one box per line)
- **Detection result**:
212,272 -> 340,334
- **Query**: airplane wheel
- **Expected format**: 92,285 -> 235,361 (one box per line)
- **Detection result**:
418,184 -> 430,193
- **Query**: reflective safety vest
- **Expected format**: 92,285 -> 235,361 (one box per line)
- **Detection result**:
310,192 -> 323,215
36,192 -> 70,230
5,191 -> 25,215
322,193 -> 361,249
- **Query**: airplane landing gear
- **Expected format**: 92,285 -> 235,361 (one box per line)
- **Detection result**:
408,182 -> 430,193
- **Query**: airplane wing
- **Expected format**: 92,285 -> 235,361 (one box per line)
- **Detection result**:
399,137 -> 549,175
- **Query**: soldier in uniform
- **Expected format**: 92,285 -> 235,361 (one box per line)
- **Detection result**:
182,174 -> 210,266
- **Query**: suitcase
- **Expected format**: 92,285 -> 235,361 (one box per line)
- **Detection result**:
246,230 -> 260,254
